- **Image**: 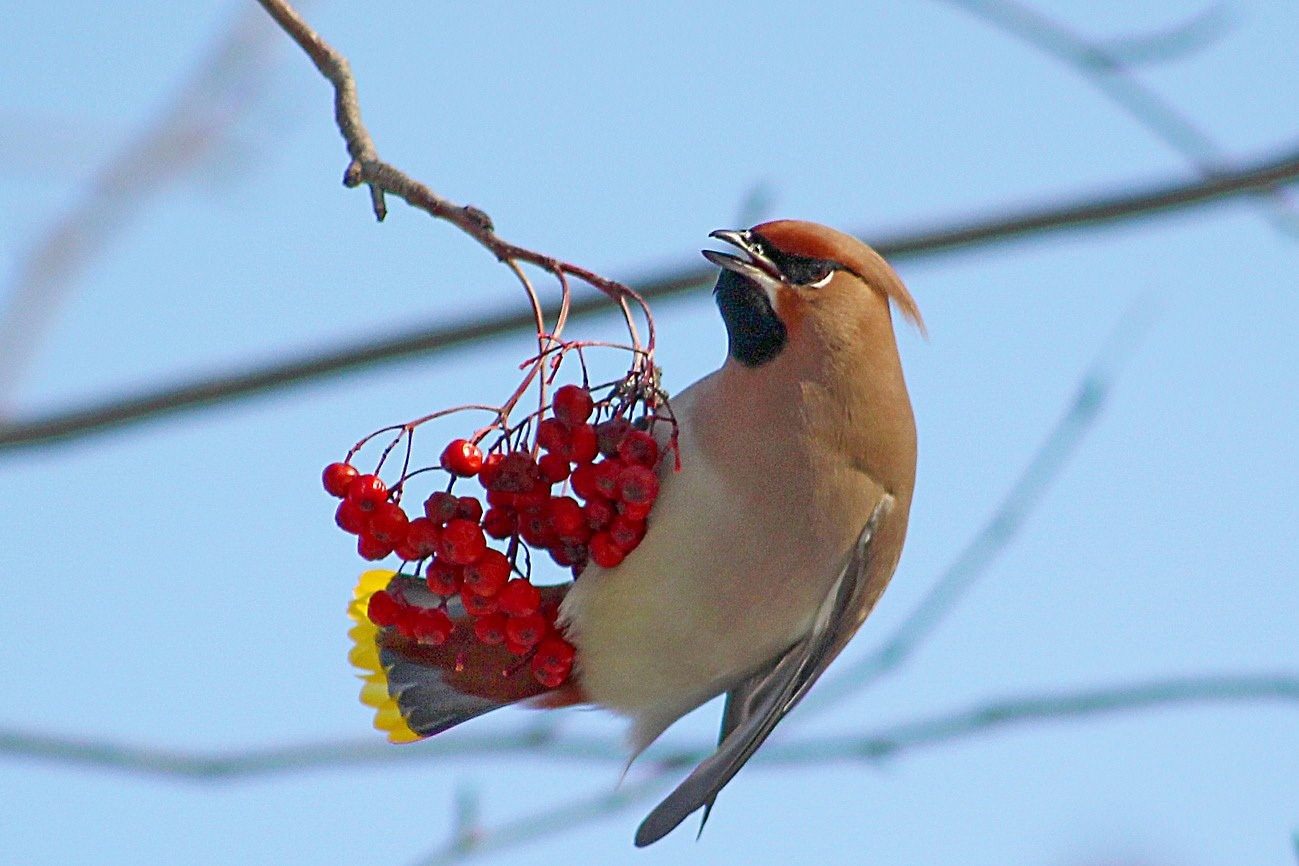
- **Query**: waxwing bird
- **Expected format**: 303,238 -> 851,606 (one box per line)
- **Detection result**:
345,220 -> 923,845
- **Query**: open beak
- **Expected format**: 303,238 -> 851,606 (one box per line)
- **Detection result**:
702,229 -> 783,287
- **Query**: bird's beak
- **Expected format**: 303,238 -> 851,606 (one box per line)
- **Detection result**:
703,229 -> 785,304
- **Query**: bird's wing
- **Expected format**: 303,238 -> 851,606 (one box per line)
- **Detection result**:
635,494 -> 895,847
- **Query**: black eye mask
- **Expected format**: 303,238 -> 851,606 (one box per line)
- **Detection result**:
750,238 -> 838,286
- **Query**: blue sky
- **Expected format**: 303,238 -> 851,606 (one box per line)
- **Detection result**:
2,2 -> 1297,864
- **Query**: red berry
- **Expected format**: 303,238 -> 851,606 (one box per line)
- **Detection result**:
619,500 -> 653,521
617,430 -> 659,468
588,532 -> 625,568
552,385 -> 594,425
536,417 -> 569,452
532,636 -> 576,674
460,586 -> 498,616
440,439 -> 484,477
505,612 -> 549,649
335,499 -> 369,534
425,559 -> 462,596
593,460 -> 622,499
517,506 -> 556,548
366,589 -> 401,627
477,452 -> 505,489
609,514 -> 645,550
463,548 -> 511,596
439,518 -> 488,565
618,464 -> 659,505
394,539 -> 423,562
357,533 -> 394,561
570,463 -> 600,500
482,507 -> 516,539
394,606 -> 421,640
368,502 -> 410,545
485,488 -> 517,510
596,417 -> 633,457
561,423 -> 599,465
412,608 -> 454,645
492,451 -> 543,493
323,462 -> 359,497
512,485 -> 551,509
550,541 -> 588,568
346,474 -> 388,512
538,452 -> 571,484
456,496 -> 484,522
497,579 -> 542,617
472,613 -> 508,645
582,498 -> 615,531
546,496 -> 586,539
423,491 -> 459,524
404,517 -> 442,558
504,638 -> 532,656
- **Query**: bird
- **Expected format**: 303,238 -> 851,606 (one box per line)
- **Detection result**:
345,219 -> 924,846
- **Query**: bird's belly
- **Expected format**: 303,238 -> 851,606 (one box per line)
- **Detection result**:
559,451 -> 850,719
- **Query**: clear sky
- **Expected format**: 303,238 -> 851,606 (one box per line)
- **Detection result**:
2,2 -> 1297,864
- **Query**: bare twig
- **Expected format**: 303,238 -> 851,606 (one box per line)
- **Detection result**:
803,303 -> 1153,714
2,672 -> 1294,780
1,140 -> 1295,454
938,0 -> 1299,235
252,0 -> 654,356
0,5 -> 283,412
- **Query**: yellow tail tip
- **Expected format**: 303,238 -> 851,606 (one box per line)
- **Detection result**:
347,569 -> 422,744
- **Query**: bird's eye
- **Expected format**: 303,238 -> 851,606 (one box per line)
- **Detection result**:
775,253 -> 837,287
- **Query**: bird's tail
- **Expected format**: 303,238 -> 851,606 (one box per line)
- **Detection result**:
347,570 -> 581,743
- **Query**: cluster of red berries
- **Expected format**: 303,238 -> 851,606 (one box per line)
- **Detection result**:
322,384 -> 665,689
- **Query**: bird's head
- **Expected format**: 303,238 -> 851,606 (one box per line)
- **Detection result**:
704,219 -> 925,367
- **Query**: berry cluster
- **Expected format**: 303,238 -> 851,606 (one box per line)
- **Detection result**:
322,384 -> 667,689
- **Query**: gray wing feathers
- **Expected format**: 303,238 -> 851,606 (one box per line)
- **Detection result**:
635,495 -> 895,847
379,575 -> 512,737
379,646 -> 505,737
696,656 -> 782,836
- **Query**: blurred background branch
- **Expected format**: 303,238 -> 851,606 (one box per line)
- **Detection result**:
2,140 -> 1297,454
939,0 -> 1299,235
3,672 -> 1293,780
805,304 -> 1152,713
0,5 -> 284,414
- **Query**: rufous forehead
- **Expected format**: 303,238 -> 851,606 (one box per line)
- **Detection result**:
750,219 -> 860,264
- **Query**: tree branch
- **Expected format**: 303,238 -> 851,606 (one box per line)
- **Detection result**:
2,672 -> 1294,780
2,140 -> 1296,455
937,0 -> 1299,235
0,5 -> 283,413
402,671 -> 1299,864
252,0 -> 650,335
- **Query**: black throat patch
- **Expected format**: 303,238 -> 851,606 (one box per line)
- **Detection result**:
712,268 -> 787,367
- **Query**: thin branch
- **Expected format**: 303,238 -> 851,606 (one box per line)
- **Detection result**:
2,672 -> 1294,780
802,303 -> 1153,714
252,0 -> 653,350
1096,3 -> 1233,66
1,140 -> 1296,455
6,673 -> 1283,865
0,5 -> 283,413
938,0 -> 1299,235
